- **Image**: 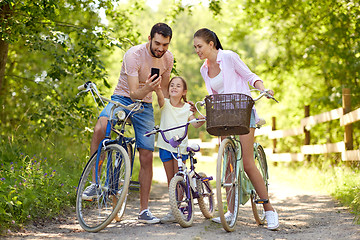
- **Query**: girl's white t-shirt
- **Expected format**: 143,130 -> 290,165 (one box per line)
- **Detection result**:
156,98 -> 192,154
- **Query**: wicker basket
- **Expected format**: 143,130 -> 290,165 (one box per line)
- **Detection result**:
205,93 -> 254,136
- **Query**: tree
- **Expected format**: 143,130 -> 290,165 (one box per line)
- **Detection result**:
0,0 -> 141,136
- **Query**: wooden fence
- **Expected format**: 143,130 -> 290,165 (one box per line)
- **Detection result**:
255,88 -> 360,162
187,88 -> 359,162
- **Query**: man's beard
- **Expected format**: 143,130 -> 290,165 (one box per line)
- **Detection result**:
150,41 -> 165,58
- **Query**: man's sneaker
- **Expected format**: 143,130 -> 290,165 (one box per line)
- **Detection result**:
160,211 -> 176,223
138,209 -> 160,224
82,183 -> 97,201
265,210 -> 279,230
211,211 -> 233,224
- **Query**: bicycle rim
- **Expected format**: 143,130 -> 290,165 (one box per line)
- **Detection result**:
251,144 -> 268,225
169,175 -> 194,227
76,143 -> 131,232
197,172 -> 214,219
216,138 -> 240,232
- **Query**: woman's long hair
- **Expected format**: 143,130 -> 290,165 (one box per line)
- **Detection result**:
194,28 -> 223,50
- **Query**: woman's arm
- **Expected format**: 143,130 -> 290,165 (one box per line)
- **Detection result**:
254,80 -> 274,96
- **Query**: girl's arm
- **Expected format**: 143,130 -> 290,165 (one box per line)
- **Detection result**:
189,113 -> 205,128
155,87 -> 165,108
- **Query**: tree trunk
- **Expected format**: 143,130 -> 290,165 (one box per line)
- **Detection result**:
0,3 -> 11,95
0,39 -> 8,95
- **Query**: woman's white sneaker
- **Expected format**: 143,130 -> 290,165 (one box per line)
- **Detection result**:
265,210 -> 279,230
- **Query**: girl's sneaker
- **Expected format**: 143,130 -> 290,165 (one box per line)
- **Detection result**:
160,211 -> 176,223
211,211 -> 233,223
265,210 -> 279,230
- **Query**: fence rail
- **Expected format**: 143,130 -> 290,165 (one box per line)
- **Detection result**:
255,88 -> 359,162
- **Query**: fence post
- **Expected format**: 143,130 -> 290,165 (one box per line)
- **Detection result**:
304,105 -> 311,161
272,117 -> 277,153
342,88 -> 353,150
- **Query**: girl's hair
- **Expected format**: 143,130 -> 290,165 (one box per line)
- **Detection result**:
194,28 -> 223,50
169,76 -> 188,102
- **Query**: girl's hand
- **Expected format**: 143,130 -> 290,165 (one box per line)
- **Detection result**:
198,114 -> 205,120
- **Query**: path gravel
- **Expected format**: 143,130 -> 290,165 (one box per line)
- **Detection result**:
6,166 -> 360,240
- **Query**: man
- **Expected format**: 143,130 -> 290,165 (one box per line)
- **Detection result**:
83,23 -> 174,223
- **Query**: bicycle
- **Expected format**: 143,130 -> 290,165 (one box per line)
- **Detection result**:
75,81 -> 142,232
196,90 -> 278,232
144,119 -> 215,227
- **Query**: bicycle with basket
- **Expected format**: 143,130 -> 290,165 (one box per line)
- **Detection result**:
75,81 -> 142,232
196,90 -> 278,232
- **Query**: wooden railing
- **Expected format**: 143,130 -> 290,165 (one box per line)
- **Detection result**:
255,88 -> 360,162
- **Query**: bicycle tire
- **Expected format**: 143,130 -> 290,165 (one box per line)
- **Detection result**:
216,138 -> 240,232
169,175 -> 194,227
76,143 -> 131,232
251,143 -> 268,225
197,172 -> 214,219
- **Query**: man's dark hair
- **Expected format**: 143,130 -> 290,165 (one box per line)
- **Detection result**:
150,23 -> 172,40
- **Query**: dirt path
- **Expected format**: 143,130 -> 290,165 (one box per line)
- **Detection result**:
6,166 -> 360,240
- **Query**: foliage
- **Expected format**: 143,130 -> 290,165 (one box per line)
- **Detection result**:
0,0 -> 141,137
0,0 -> 141,234
0,135 -> 84,234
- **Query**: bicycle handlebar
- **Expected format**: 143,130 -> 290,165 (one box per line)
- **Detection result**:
251,89 -> 279,103
77,81 -> 143,112
144,119 -> 206,148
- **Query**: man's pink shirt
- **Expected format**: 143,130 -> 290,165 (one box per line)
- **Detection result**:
114,43 -> 174,103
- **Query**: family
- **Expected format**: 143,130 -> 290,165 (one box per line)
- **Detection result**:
83,23 -> 279,230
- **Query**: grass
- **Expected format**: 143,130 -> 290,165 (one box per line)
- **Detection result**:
0,134 -> 86,235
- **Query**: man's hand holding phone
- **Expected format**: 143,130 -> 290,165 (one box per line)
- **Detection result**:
147,67 -> 161,92
151,68 -> 160,81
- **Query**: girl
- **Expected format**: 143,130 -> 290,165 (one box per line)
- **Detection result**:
193,28 -> 279,230
155,76 -> 204,223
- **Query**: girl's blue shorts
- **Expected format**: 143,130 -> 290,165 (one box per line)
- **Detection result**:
159,148 -> 188,163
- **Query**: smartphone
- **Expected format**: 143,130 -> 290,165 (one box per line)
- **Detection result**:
151,68 -> 160,81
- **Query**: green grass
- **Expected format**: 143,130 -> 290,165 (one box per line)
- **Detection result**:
0,134 -> 86,235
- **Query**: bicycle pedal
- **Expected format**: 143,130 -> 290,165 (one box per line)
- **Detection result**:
255,199 -> 269,204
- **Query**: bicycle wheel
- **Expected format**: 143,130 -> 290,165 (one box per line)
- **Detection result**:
169,175 -> 194,227
76,143 -> 131,232
197,172 -> 214,219
251,144 -> 269,225
216,138 -> 240,232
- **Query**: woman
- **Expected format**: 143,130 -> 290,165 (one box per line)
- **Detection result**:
193,28 -> 279,230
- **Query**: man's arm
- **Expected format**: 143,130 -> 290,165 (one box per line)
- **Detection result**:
128,74 -> 161,100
